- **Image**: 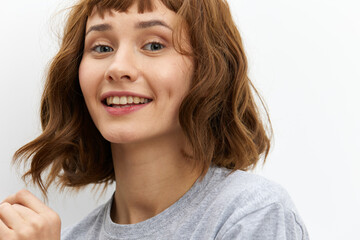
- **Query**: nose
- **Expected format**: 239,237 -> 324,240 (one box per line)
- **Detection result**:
104,46 -> 139,82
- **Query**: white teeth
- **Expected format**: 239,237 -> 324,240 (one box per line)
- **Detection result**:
120,96 -> 127,104
105,96 -> 151,106
133,97 -> 140,104
106,97 -> 112,106
113,96 -> 120,104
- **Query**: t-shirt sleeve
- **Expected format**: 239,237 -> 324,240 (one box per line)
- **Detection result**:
61,226 -> 72,240
217,202 -> 309,240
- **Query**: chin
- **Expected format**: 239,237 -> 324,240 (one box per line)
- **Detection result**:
102,131 -> 138,144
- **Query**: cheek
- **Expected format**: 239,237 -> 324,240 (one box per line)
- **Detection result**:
78,60 -> 99,99
78,61 -> 88,95
157,58 -> 193,97
171,59 -> 193,100
78,60 -> 102,126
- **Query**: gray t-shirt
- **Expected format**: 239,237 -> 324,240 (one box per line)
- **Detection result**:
61,165 -> 309,239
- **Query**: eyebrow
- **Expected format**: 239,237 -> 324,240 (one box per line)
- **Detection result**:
135,20 -> 172,31
86,23 -> 112,36
85,19 -> 172,36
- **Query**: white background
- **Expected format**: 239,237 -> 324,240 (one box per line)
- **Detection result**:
1,0 -> 359,239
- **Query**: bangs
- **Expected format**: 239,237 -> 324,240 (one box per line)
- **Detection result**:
83,0 -> 189,55
85,0 -> 182,17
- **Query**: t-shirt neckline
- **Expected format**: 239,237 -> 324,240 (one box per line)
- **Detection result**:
103,165 -> 217,238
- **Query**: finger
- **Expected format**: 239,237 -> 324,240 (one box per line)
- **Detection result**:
0,218 -> 10,231
0,219 -> 13,240
12,204 -> 39,222
0,202 -> 25,230
3,189 -> 49,214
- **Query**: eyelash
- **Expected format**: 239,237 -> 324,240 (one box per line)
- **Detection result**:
91,44 -> 113,53
142,41 -> 165,51
90,41 -> 165,53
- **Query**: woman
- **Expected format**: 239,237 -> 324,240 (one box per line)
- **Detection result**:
0,0 -> 309,239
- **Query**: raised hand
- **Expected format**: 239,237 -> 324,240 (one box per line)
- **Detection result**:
0,189 -> 61,240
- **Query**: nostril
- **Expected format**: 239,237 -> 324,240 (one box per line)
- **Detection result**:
120,75 -> 131,80
106,74 -> 114,81
104,63 -> 138,82
106,74 -> 131,82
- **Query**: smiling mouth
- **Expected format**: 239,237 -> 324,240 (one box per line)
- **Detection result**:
103,96 -> 153,108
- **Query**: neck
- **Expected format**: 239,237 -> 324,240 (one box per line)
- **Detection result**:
110,132 -> 201,224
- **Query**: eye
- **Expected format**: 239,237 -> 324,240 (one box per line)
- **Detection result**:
142,42 -> 165,51
92,45 -> 114,53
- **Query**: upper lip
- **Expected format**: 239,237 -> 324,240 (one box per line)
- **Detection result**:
100,91 -> 153,102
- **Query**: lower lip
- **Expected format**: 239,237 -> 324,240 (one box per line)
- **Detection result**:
103,103 -> 150,116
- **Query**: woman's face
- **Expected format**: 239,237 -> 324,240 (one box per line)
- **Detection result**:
79,1 -> 193,144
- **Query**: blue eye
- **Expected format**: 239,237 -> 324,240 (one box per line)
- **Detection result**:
143,42 -> 165,51
92,45 -> 113,53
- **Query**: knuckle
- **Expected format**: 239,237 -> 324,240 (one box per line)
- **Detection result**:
47,211 -> 61,225
0,202 -> 11,212
15,189 -> 30,200
17,226 -> 35,238
30,218 -> 44,231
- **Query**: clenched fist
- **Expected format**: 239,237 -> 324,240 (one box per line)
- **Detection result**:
0,189 -> 61,240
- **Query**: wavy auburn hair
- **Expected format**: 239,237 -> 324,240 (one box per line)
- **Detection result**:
14,0 -> 272,196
